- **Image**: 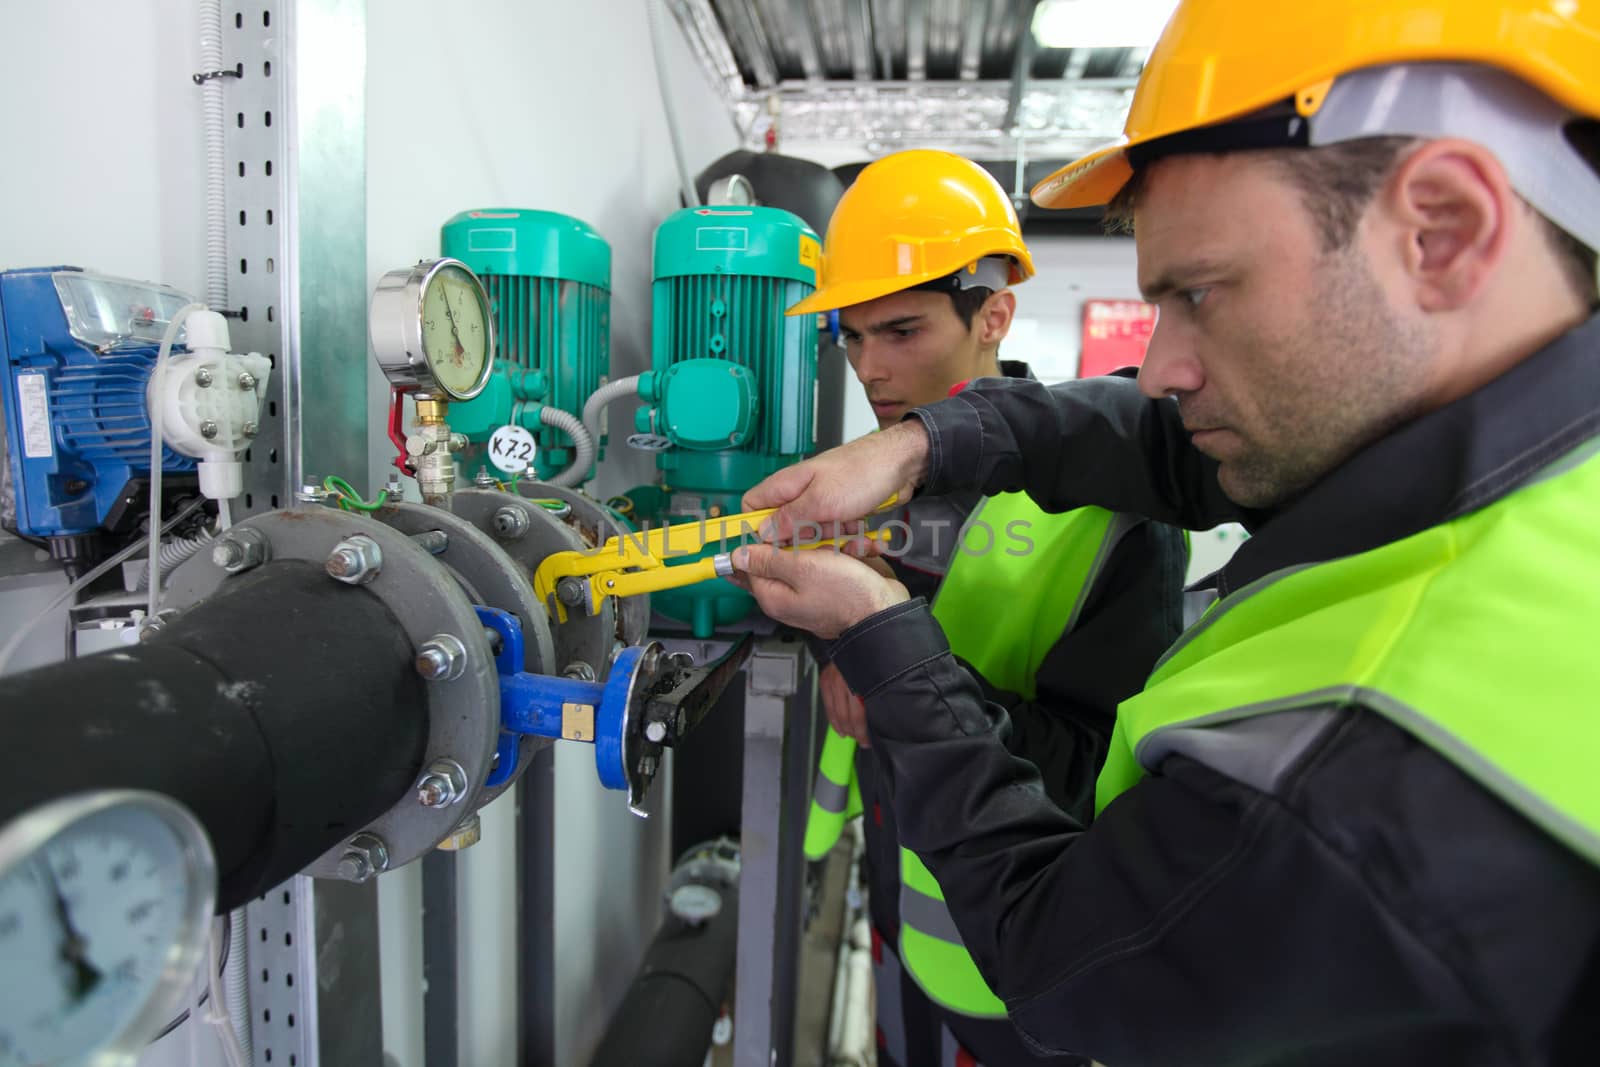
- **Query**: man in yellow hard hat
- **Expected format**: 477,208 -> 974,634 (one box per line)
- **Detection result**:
733,2 -> 1600,1063
794,149 -> 1185,1067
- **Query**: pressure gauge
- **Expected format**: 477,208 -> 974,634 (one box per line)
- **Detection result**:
369,258 -> 496,401
0,791 -> 216,1067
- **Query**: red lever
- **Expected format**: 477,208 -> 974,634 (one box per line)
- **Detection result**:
387,388 -> 415,476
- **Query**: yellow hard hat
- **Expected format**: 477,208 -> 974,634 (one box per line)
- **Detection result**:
788,150 -> 1035,316
1033,0 -> 1600,210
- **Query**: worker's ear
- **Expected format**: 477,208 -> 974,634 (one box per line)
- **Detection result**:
975,288 -> 1017,346
1381,138 -> 1513,313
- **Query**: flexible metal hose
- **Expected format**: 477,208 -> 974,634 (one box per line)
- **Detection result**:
135,528 -> 216,590
199,0 -> 228,310
223,905 -> 252,1059
581,375 -> 642,456
540,406 -> 596,488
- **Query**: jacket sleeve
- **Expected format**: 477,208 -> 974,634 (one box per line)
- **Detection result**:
907,371 -> 1254,531
828,604 -> 1503,1066
972,517 -> 1188,823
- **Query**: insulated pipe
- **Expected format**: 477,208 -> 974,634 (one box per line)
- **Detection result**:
835,917 -> 875,1067
826,824 -> 866,1059
540,406 -> 596,488
199,0 -> 228,310
0,561 -> 430,910
589,881 -> 739,1067
581,374 -> 643,462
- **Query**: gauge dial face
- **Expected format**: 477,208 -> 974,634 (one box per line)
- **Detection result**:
669,883 -> 723,924
420,263 -> 491,399
0,795 -> 214,1067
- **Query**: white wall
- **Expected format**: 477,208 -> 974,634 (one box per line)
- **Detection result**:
2,3 -> 735,1066
0,1 -> 207,293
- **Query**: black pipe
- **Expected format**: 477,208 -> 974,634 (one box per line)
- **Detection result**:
0,560 -> 430,910
588,876 -> 739,1067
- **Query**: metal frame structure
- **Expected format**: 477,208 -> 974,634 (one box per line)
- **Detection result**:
734,636 -> 820,1067
222,2 -> 374,1064
665,0 -> 1141,160
658,632 -> 821,1067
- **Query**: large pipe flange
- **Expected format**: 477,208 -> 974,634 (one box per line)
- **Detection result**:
165,507 -> 500,878
370,501 -> 556,807
450,489 -> 619,682
514,481 -> 651,648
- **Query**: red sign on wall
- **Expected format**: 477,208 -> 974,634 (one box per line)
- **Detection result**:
1079,298 -> 1157,378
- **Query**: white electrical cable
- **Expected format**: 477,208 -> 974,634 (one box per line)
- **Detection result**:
0,497 -> 205,676
648,0 -> 700,209
199,0 -> 228,310
205,918 -> 248,1067
146,303 -> 207,622
581,374 -> 642,456
540,406 -> 597,488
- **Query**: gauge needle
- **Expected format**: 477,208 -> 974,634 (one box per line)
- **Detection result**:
39,861 -> 102,1000
441,290 -> 466,363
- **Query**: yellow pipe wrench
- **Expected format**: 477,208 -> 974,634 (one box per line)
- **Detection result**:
532,494 -> 901,621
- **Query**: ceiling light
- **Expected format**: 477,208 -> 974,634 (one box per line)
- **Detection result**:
1031,0 -> 1178,50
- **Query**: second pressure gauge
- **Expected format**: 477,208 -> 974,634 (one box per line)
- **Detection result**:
369,258 -> 496,401
0,791 -> 216,1067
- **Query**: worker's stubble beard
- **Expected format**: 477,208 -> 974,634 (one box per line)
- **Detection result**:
1198,245 -> 1437,510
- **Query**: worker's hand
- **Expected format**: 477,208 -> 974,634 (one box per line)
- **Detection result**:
742,420 -> 931,544
819,662 -> 870,748
730,543 -> 909,640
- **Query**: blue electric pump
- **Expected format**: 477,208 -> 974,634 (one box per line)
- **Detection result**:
0,268 -> 199,571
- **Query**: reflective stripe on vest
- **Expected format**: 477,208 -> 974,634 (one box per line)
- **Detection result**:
805,725 -> 863,861
900,498 -> 1130,1017
1095,440 -> 1600,869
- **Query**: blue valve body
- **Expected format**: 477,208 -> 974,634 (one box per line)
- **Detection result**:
475,605 -> 641,792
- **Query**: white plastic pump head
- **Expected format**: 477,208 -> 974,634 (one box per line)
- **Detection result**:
147,313 -> 272,501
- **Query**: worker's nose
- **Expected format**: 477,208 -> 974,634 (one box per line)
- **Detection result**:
850,341 -> 891,385
1137,314 -> 1204,399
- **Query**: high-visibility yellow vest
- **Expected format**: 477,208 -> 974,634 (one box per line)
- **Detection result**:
1095,442 -> 1600,874
899,494 -> 1125,1017
804,725 -> 862,861
800,491 -> 1136,1016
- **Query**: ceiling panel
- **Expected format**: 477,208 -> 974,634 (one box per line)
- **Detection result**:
665,0 -> 1146,163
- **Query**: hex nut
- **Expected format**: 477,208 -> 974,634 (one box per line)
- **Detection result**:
415,634 -> 467,682
336,833 -> 389,883
325,535 -> 383,585
211,527 -> 269,574
492,506 -> 530,540
415,758 -> 468,808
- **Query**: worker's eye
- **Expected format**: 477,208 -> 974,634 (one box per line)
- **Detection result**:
890,327 -> 918,340
1180,287 -> 1210,310
840,332 -> 862,346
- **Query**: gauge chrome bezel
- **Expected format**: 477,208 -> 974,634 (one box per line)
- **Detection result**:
0,790 -> 217,1066
368,257 -> 496,401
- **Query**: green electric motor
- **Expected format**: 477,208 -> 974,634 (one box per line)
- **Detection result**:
441,209 -> 610,482
625,205 -> 822,636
